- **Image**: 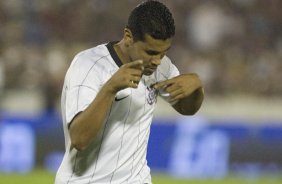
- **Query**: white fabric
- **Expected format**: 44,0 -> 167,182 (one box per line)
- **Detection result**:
55,43 -> 179,184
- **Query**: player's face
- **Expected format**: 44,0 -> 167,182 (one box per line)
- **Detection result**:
129,34 -> 172,76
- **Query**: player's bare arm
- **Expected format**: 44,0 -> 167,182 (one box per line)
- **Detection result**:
153,73 -> 204,115
69,60 -> 144,151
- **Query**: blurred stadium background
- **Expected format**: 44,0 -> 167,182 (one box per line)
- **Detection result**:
0,0 -> 282,183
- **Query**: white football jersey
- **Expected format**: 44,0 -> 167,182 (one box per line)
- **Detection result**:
55,42 -> 179,184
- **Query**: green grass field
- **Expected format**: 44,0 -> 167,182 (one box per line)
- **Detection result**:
0,169 -> 281,184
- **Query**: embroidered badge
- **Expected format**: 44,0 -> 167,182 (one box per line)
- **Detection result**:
146,87 -> 157,105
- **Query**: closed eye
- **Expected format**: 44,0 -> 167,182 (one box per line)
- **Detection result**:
145,50 -> 160,56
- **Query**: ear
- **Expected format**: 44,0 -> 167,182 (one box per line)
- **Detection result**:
123,28 -> 134,47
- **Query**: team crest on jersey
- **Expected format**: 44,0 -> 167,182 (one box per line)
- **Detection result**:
146,87 -> 157,105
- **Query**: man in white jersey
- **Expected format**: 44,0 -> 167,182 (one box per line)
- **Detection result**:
55,1 -> 204,183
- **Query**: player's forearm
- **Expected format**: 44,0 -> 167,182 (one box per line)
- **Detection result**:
173,87 -> 204,115
69,84 -> 116,151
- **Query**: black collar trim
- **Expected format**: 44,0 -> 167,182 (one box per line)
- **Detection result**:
106,41 -> 123,67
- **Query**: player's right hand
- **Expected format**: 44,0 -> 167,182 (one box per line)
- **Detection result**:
105,60 -> 144,93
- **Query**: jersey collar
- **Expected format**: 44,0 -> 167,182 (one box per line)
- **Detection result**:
106,41 -> 123,67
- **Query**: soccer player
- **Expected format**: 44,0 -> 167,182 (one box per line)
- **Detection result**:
55,1 -> 204,183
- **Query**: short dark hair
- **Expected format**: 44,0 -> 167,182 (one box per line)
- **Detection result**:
127,0 -> 175,41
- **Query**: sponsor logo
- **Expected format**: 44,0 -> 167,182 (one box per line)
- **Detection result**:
115,95 -> 130,101
146,87 -> 157,105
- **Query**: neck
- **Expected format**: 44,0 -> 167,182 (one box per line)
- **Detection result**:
113,40 -> 131,64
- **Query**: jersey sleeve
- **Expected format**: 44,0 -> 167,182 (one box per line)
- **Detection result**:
167,62 -> 180,79
157,56 -> 180,105
64,53 -> 104,125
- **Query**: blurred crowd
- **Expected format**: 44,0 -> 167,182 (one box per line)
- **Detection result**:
0,0 -> 281,111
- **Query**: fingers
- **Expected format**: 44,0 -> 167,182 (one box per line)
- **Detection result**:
127,67 -> 143,88
169,90 -> 187,101
122,60 -> 144,76
127,80 -> 138,88
127,60 -> 144,87
109,60 -> 145,92
125,60 -> 144,70
160,87 -> 184,101
116,60 -> 144,89
165,83 -> 180,93
155,77 -> 198,101
129,68 -> 143,76
129,75 -> 142,85
153,79 -> 174,89
169,88 -> 183,97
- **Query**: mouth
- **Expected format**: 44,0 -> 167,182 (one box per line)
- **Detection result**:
143,68 -> 156,75
145,67 -> 157,72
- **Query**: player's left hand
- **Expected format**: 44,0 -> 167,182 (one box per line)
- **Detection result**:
153,73 -> 202,102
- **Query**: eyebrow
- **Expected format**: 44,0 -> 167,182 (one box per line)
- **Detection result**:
145,47 -> 171,55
